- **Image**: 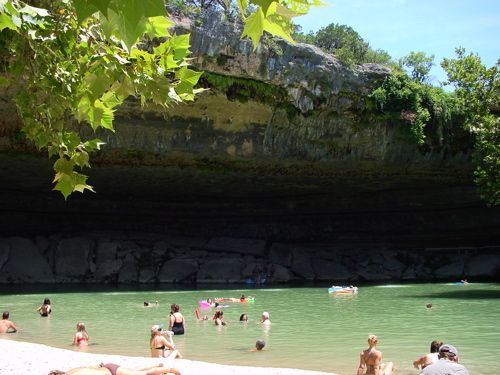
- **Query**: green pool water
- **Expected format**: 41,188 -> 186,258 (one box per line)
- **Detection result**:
1,283 -> 499,375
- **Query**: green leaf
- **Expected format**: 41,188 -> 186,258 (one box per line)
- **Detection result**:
139,0 -> 166,17
87,0 -> 112,17
53,172 -> 74,199
250,0 -> 275,16
101,91 -> 122,109
241,8 -> 265,50
0,12 -> 18,31
263,17 -> 294,43
145,16 -> 173,38
73,0 -> 99,23
175,67 -> 203,88
93,99 -> 115,131
63,132 -> 81,151
83,138 -> 105,152
54,158 -> 75,175
72,150 -> 90,167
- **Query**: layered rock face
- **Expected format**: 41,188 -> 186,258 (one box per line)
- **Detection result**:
1,235 -> 499,284
0,12 -> 499,284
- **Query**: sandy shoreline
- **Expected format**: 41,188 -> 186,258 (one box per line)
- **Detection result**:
0,339 -> 337,375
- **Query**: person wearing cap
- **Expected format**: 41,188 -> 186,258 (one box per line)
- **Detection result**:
149,325 -> 182,359
413,340 -> 442,370
261,312 -> 271,326
421,344 -> 470,375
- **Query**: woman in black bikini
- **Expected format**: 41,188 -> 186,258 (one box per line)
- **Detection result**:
168,304 -> 185,335
37,298 -> 52,317
47,362 -> 180,375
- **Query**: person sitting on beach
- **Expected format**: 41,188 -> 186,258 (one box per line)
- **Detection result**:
0,311 -> 18,333
261,312 -> 271,326
168,304 -> 185,335
73,322 -> 89,347
356,334 -> 394,375
47,362 -> 180,375
239,313 -> 248,322
413,340 -> 442,370
149,325 -> 182,359
250,339 -> 266,352
421,344 -> 470,375
213,310 -> 226,326
37,298 -> 52,317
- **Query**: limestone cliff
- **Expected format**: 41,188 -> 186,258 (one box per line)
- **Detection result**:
0,11 -> 498,284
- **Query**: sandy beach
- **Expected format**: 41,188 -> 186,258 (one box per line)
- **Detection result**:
0,339 -> 337,375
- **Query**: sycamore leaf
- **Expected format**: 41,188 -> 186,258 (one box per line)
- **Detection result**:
83,138 -> 105,152
251,0 -> 275,16
101,91 -> 123,110
53,173 -> 74,199
93,99 -> 115,131
145,16 -> 173,38
63,132 -> 81,151
263,17 -> 294,43
241,8 -> 265,50
175,67 -> 203,88
139,0 -> 166,17
72,151 -> 90,167
0,12 -> 18,31
87,0 -> 112,17
54,158 -> 75,175
73,0 -> 99,23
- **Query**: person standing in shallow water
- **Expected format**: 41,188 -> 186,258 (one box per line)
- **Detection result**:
168,304 -> 185,335
356,334 -> 394,375
37,298 -> 52,317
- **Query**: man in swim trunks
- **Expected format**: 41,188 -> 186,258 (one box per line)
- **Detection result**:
0,311 -> 18,333
421,344 -> 470,375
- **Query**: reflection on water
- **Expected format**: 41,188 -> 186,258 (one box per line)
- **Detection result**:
1,283 -> 499,375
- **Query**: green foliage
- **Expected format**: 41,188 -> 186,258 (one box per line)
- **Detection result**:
399,51 -> 435,83
238,0 -> 324,49
0,0 -> 203,198
369,71 -> 456,144
293,22 -> 393,66
201,71 -> 287,104
442,48 -> 499,206
0,0 -> 320,198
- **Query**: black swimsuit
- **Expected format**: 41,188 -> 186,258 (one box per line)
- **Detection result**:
172,320 -> 184,335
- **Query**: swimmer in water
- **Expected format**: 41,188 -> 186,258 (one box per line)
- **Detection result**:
250,339 -> 266,352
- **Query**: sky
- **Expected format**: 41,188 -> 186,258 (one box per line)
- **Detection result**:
295,0 -> 500,85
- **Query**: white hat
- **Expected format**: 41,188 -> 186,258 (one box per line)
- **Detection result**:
151,325 -> 162,332
262,311 -> 269,318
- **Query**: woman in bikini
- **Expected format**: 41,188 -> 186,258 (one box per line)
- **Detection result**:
356,334 -> 394,375
149,325 -> 182,359
168,304 -> 185,335
73,322 -> 89,347
37,298 -> 52,317
47,363 -> 180,375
